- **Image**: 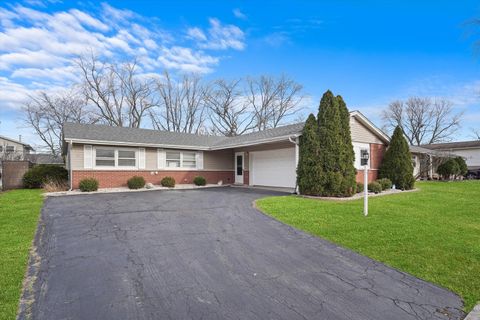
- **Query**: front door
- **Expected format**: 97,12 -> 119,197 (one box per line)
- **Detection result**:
235,152 -> 244,184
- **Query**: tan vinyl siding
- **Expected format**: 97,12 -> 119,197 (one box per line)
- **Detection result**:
350,117 -> 383,144
145,148 -> 157,170
71,143 -> 84,170
203,149 -> 234,170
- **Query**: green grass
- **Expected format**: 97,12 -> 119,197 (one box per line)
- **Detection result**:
0,189 -> 44,320
256,181 -> 480,311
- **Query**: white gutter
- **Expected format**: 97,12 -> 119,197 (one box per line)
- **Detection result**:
288,136 -> 300,194
68,140 -> 73,191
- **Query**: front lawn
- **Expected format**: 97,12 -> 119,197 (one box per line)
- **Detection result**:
256,181 -> 480,311
0,189 -> 44,320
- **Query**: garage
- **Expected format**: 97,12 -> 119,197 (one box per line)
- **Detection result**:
250,148 -> 296,188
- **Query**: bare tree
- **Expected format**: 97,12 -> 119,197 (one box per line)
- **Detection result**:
77,55 -> 156,128
23,89 -> 92,156
245,75 -> 304,131
206,79 -> 255,136
471,128 -> 480,140
149,71 -> 208,134
382,97 -> 463,145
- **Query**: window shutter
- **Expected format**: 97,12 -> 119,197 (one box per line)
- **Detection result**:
84,145 -> 93,169
157,149 -> 166,169
196,151 -> 204,170
138,148 -> 146,169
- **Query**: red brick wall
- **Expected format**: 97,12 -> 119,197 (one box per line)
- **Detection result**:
243,170 -> 250,185
355,143 -> 386,183
72,170 -> 234,189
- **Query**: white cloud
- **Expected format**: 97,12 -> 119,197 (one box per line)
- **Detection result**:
158,46 -> 219,74
189,18 -> 245,50
233,9 -> 247,20
187,27 -> 207,41
0,2 -> 245,114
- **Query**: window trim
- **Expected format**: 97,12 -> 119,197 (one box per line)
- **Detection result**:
5,145 -> 15,153
164,150 -> 197,170
93,146 -> 138,170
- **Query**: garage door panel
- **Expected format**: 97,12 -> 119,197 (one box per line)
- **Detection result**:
251,148 -> 296,188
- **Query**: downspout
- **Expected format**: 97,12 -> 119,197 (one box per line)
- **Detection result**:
288,136 -> 299,194
68,140 -> 73,191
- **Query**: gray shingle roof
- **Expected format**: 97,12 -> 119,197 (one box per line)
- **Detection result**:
63,122 -> 304,149
213,122 -> 304,148
421,140 -> 480,150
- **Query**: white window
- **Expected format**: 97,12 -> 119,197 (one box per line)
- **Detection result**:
166,151 -> 181,168
165,150 -> 197,168
353,142 -> 370,169
94,147 -> 137,168
182,152 -> 196,168
95,148 -> 115,167
6,145 -> 15,152
118,150 -> 136,167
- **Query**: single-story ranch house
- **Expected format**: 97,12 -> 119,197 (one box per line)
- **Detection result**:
63,111 -> 390,190
422,140 -> 480,174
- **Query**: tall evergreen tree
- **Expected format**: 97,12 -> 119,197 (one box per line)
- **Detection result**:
296,114 -> 323,195
337,95 -> 357,195
317,90 -> 356,196
379,126 -> 415,190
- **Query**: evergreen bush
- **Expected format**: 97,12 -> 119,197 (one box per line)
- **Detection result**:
296,114 -> 323,195
79,178 -> 99,192
437,159 -> 460,180
356,182 -> 364,193
378,126 -> 415,190
368,181 -> 382,194
127,176 -> 146,189
23,164 -> 68,189
377,178 -> 392,191
193,176 -> 206,186
454,157 -> 468,177
161,176 -> 175,188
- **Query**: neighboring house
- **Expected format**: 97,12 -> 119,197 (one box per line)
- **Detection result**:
63,111 -> 389,190
27,153 -> 64,166
422,140 -> 480,174
0,135 -> 34,161
409,145 -> 458,179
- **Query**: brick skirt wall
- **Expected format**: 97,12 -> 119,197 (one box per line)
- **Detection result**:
72,170 -> 234,189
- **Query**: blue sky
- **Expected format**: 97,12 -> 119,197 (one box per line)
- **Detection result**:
1,0 -> 479,148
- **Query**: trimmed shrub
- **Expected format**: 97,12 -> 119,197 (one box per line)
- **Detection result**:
377,178 -> 392,191
193,176 -> 206,186
79,178 -> 99,192
161,176 -> 175,188
437,158 -> 460,180
23,164 -> 68,189
368,181 -> 382,194
379,126 -> 415,190
454,157 -> 468,177
356,182 -> 364,193
127,176 -> 146,189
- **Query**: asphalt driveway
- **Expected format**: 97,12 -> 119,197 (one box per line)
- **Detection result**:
22,187 -> 464,320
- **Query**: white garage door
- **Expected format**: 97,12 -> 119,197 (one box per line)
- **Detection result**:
250,148 -> 296,188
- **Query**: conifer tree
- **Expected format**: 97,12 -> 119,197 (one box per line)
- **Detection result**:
337,95 -> 357,196
296,114 -> 322,195
379,126 -> 415,190
316,90 -> 356,196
